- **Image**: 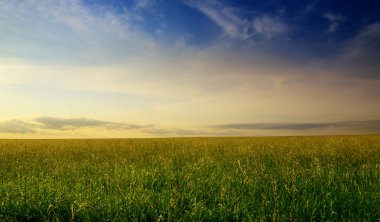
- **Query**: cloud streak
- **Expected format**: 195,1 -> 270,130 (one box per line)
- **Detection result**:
34,117 -> 148,130
212,120 -> 380,133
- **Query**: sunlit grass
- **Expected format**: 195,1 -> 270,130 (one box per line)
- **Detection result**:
0,136 -> 379,221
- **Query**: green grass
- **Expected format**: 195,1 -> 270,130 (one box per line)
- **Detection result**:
0,136 -> 379,221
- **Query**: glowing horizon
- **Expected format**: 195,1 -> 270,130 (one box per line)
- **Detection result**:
1,0 -> 380,138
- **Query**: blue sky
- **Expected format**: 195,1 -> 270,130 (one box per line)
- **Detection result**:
0,0 -> 380,137
2,0 -> 380,69
80,0 -> 380,55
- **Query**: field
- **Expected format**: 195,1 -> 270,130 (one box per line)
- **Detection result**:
0,136 -> 379,221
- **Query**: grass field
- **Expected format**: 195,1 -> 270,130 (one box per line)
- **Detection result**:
0,135 -> 379,221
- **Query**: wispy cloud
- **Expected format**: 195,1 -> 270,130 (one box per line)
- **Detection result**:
184,0 -> 287,40
34,117 -> 148,130
212,120 -> 380,133
323,12 -> 345,33
0,0 -> 155,65
184,0 -> 242,39
335,22 -> 380,79
344,23 -> 380,58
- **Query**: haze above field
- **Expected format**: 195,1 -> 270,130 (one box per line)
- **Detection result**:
1,0 -> 380,138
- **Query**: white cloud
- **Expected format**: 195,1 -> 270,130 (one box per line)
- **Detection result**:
252,15 -> 287,39
323,12 -> 345,33
184,0 -> 287,40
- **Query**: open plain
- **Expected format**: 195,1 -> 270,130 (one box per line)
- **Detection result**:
0,135 -> 379,221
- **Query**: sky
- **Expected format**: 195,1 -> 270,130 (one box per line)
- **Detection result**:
1,0 -> 380,138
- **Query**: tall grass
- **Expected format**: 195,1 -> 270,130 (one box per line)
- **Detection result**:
0,136 -> 379,221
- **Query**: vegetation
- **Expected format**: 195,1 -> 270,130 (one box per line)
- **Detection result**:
0,136 -> 379,221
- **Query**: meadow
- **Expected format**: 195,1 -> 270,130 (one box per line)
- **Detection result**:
0,135 -> 379,221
